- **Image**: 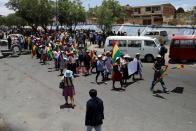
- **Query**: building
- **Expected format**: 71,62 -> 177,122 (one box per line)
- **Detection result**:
124,3 -> 176,25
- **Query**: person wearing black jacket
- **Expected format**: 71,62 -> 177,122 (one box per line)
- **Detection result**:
7,36 -> 12,50
159,43 -> 167,65
85,89 -> 104,131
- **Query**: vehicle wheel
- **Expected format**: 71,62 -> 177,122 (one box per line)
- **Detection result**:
11,45 -> 21,55
145,54 -> 154,62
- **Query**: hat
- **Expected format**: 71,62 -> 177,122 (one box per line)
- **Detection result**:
106,51 -> 111,55
156,55 -> 161,58
64,70 -> 73,78
116,57 -> 120,61
136,53 -> 140,56
63,57 -> 68,61
98,55 -> 102,58
86,50 -> 89,53
124,54 -> 131,58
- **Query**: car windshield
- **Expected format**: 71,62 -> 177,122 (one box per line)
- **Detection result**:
160,31 -> 168,36
154,38 -> 161,47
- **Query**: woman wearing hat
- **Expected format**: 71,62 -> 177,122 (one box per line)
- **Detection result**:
61,70 -> 75,108
104,51 -> 112,80
112,57 -> 123,89
122,54 -> 130,85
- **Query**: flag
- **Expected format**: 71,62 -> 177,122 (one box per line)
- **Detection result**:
171,64 -> 184,69
155,65 -> 168,84
47,47 -> 54,59
112,41 -> 121,63
160,65 -> 168,77
89,50 -> 94,64
31,44 -> 36,57
70,44 -> 75,53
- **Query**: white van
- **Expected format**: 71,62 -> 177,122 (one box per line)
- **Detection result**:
104,36 -> 160,62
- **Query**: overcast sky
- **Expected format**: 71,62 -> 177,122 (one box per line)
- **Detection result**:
0,0 -> 195,16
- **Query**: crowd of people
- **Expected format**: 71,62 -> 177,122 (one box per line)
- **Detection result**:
1,27 -> 170,131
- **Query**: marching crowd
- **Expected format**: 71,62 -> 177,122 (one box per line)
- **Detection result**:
2,28 -> 171,131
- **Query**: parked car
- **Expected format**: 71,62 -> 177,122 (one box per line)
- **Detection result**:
169,35 -> 196,61
0,39 -> 8,46
8,34 -> 24,44
104,36 -> 161,62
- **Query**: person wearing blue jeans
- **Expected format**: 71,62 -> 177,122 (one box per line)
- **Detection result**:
95,55 -> 104,83
87,125 -> 101,131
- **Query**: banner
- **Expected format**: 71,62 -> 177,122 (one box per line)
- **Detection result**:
128,59 -> 138,76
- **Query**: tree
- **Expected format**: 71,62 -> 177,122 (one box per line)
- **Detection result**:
96,5 -> 113,32
58,0 -> 86,29
0,16 -> 6,26
5,13 -> 27,27
6,0 -> 52,28
88,0 -> 125,32
176,7 -> 185,13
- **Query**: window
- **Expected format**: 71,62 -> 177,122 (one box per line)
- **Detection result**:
160,31 -> 168,36
146,7 -> 151,11
144,40 -> 156,47
108,40 -> 113,47
152,6 -> 161,11
134,8 -> 141,13
118,40 -> 127,47
128,40 -> 142,47
173,40 -> 180,47
180,40 -> 195,48
108,40 -> 127,47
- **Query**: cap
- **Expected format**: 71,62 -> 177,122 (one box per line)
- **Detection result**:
116,57 -> 120,61
124,54 -> 131,58
156,55 -> 162,58
98,55 -> 102,58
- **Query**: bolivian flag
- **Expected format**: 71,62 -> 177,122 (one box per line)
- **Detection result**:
112,41 -> 121,63
31,44 -> 36,57
89,50 -> 94,64
171,64 -> 184,69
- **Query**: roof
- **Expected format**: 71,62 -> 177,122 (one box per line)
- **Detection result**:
106,36 -> 156,41
171,35 -> 196,40
145,30 -> 167,32
132,3 -> 174,9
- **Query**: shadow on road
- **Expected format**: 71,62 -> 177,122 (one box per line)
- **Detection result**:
153,94 -> 167,99
111,88 -> 125,92
60,104 -> 74,109
171,87 -> 184,94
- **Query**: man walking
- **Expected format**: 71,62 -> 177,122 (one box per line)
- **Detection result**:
95,55 -> 105,83
150,55 -> 169,93
85,89 -> 104,131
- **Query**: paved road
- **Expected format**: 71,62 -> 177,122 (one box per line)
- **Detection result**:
0,55 -> 196,131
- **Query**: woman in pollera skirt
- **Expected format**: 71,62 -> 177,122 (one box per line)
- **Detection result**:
62,70 -> 75,108
112,57 -> 123,89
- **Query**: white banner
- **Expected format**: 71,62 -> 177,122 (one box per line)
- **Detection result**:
128,59 -> 138,76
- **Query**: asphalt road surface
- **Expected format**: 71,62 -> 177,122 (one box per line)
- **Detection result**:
0,55 -> 196,131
